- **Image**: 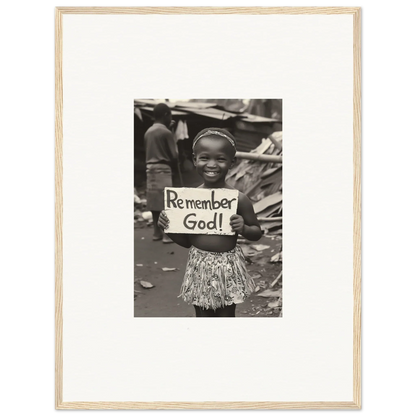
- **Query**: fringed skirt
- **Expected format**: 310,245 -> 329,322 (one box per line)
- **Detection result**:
179,245 -> 255,310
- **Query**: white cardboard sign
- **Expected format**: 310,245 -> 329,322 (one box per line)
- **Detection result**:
164,187 -> 239,235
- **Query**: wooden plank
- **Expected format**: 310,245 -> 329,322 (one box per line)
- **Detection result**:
245,178 -> 263,198
56,7 -> 362,15
241,114 -> 279,122
353,6 -> 362,409
56,401 -> 360,410
261,166 -> 280,178
258,216 -> 282,222
261,170 -> 282,188
260,221 -> 282,231
269,134 -> 281,150
55,7 -> 63,409
235,151 -> 282,163
256,203 -> 281,218
252,138 -> 272,155
174,101 -> 217,109
253,192 -> 283,214
179,107 -> 236,120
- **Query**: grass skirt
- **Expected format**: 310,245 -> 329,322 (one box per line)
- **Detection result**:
179,245 -> 255,310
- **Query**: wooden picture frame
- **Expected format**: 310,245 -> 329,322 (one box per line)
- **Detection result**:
56,7 -> 361,409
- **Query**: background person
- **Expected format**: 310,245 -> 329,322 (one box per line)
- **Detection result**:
144,103 -> 177,243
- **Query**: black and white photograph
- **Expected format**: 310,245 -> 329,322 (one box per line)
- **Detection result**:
134,99 -> 283,317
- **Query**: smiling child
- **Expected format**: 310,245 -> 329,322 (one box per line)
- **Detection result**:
158,128 -> 262,317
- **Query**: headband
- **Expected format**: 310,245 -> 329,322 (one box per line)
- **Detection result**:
192,129 -> 236,150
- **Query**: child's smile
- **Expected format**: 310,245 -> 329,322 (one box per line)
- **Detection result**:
204,171 -> 220,177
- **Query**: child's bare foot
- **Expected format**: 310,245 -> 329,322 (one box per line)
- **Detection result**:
162,234 -> 173,244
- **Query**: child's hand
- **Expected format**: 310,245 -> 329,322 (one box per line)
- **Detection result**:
230,214 -> 245,234
158,210 -> 169,231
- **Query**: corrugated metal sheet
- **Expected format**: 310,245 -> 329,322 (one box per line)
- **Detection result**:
177,107 -> 236,120
234,130 -> 263,152
246,99 -> 282,122
174,101 -> 217,109
134,99 -> 282,152
190,99 -> 248,113
240,114 -> 279,123
137,105 -> 188,116
233,120 -> 281,152
134,99 -> 165,106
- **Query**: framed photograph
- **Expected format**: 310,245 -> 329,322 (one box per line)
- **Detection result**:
133,99 -> 283,319
56,7 -> 361,409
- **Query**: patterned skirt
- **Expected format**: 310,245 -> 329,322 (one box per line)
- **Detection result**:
179,245 -> 255,310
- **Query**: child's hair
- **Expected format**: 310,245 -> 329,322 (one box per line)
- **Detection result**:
192,128 -> 236,155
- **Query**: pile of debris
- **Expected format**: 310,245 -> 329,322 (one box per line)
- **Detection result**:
134,190 -> 153,227
226,131 -> 283,235
237,241 -> 283,317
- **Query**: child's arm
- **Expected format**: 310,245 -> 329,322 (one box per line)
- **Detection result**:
158,211 -> 192,248
230,193 -> 262,241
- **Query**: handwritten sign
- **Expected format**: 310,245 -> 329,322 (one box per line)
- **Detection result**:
164,187 -> 239,235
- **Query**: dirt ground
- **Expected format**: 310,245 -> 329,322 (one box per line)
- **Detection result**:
134,222 -> 282,318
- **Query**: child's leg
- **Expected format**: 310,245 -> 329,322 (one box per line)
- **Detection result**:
151,210 -> 172,242
151,211 -> 163,240
214,304 -> 236,317
194,306 -> 215,317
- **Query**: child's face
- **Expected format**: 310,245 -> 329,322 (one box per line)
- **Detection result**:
193,137 -> 235,186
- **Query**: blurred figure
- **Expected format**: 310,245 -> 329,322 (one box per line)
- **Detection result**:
144,103 -> 177,243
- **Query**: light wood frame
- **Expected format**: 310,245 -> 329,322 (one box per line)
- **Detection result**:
55,6 -> 361,410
